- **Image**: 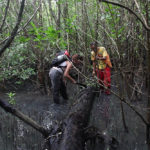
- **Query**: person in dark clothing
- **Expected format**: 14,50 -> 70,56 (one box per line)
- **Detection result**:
49,54 -> 80,104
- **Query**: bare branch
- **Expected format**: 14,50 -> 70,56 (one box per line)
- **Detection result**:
0,3 -> 40,46
0,98 -> 48,136
0,0 -> 25,57
133,0 -> 148,26
0,0 -> 10,33
99,0 -> 150,31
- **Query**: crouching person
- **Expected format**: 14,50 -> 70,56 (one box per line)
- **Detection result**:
49,54 -> 80,104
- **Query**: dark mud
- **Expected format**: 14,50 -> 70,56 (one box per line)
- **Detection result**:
0,80 -> 148,150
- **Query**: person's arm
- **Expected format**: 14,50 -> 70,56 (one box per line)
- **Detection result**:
91,51 -> 96,75
92,61 -> 96,75
64,61 -> 76,84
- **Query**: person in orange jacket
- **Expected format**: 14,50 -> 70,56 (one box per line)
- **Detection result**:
90,42 -> 112,95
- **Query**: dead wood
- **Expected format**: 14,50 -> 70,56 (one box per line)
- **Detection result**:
0,87 -> 118,150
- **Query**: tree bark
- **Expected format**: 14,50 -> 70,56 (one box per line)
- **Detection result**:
48,0 -> 57,26
0,98 -> 48,137
146,1 -> 150,146
59,87 -> 96,150
57,0 -> 61,38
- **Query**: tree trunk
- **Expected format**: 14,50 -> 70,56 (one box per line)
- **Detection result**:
59,87 -> 96,150
0,0 -> 25,57
0,87 -> 97,150
0,0 -> 10,33
57,0 -> 61,38
146,1 -> 150,147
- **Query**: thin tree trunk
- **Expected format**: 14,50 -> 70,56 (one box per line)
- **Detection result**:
39,0 -> 43,27
0,0 -> 25,57
0,0 -> 10,33
57,0 -> 61,38
81,0 -> 88,75
120,101 -> 128,132
95,1 -> 99,44
146,1 -> 150,146
63,1 -> 69,41
119,71 -> 128,132
48,0 -> 58,26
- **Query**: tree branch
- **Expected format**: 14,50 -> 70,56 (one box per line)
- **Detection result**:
99,0 -> 150,31
0,98 -> 49,136
0,0 -> 25,57
133,0 -> 148,27
48,0 -> 58,26
0,0 -> 10,33
0,2 -> 41,46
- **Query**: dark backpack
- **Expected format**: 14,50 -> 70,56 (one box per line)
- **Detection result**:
50,50 -> 70,67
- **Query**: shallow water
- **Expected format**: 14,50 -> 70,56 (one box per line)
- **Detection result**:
0,82 -> 148,150
90,93 -> 147,150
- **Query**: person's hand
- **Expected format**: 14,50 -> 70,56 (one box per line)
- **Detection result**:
63,78 -> 67,85
96,56 -> 102,60
73,80 -> 77,84
92,70 -> 95,76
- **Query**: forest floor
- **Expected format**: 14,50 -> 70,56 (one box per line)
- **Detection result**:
0,79 -> 148,150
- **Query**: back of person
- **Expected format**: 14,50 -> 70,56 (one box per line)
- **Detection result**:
50,50 -> 70,68
49,54 -> 81,104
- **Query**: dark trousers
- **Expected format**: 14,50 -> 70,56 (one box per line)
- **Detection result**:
49,68 -> 68,104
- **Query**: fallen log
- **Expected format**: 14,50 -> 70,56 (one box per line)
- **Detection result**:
42,87 -> 96,150
59,87 -> 96,150
0,87 -> 118,150
0,98 -> 49,137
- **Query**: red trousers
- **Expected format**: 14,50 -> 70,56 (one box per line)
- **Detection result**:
96,67 -> 111,90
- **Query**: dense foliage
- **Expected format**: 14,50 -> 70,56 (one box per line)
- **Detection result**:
0,0 -> 149,95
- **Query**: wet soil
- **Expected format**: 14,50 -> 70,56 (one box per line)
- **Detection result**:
0,81 -> 148,150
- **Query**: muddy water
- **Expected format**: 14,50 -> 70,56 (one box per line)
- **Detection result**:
0,83 -> 78,150
0,82 -> 148,150
90,93 -> 147,150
